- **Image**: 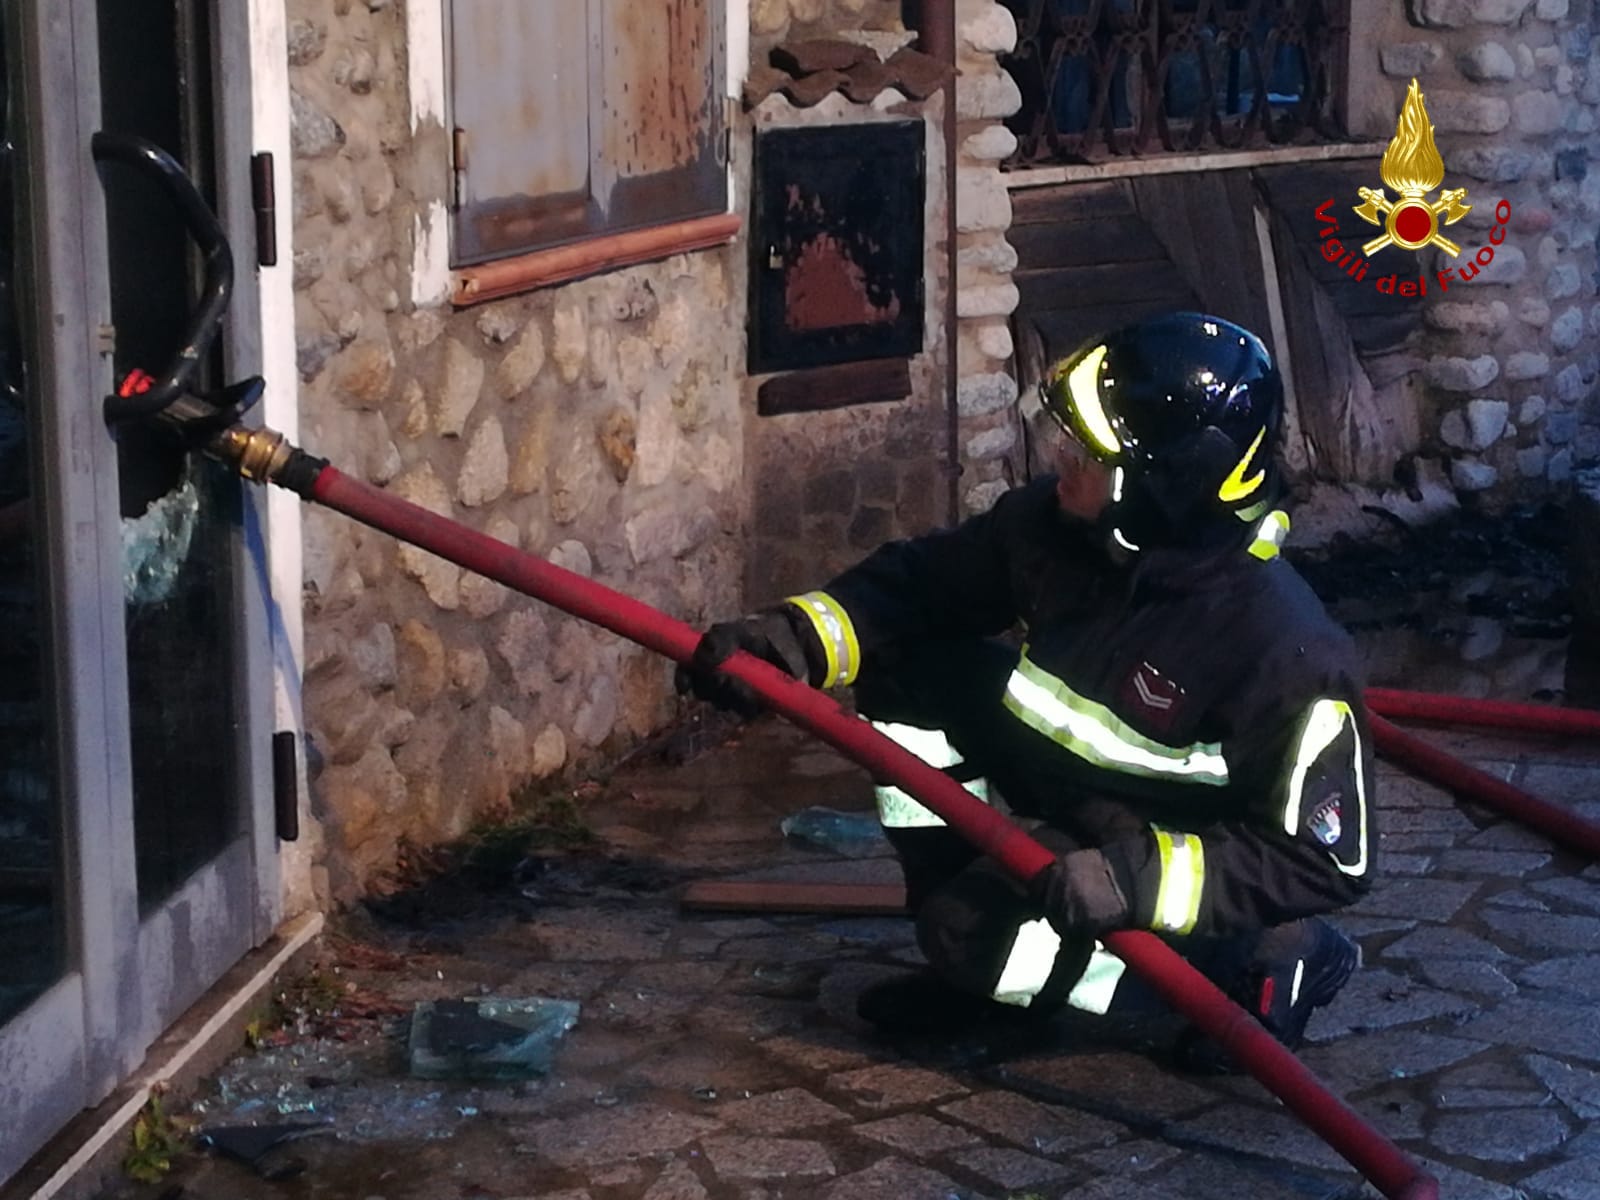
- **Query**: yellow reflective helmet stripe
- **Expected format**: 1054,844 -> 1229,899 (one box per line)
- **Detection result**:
1066,344 -> 1122,457
1218,425 -> 1268,503
1152,827 -> 1205,934
1283,698 -> 1369,877
786,591 -> 861,688
1002,650 -> 1230,786
1247,510 -> 1291,561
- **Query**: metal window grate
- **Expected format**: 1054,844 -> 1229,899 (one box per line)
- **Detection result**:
1001,0 -> 1348,166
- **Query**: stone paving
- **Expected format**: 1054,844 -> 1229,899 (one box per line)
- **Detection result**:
100,711 -> 1600,1200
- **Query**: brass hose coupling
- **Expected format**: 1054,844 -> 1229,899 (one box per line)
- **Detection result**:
211,425 -> 294,483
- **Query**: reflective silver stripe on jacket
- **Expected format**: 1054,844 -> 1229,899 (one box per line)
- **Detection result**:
992,927 -> 1130,1013
991,917 -> 1061,1007
1002,650 -> 1230,786
786,590 -> 861,688
1282,697 -> 1369,878
870,720 -> 989,829
1065,941 -> 1128,1014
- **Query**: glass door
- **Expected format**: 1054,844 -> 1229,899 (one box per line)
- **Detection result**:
0,0 -> 273,1182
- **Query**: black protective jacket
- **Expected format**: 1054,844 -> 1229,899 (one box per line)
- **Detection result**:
799,477 -> 1375,940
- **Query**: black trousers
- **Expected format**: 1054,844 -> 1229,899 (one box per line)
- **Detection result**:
856,639 -> 1256,1013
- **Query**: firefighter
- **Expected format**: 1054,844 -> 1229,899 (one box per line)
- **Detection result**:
678,312 -> 1372,1067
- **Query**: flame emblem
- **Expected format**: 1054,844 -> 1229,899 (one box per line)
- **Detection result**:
1352,79 -> 1471,258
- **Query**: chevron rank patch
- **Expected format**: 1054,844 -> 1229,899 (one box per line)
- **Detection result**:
1118,660 -> 1187,736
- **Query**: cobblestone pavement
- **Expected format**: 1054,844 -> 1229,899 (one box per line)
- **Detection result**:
104,711 -> 1600,1200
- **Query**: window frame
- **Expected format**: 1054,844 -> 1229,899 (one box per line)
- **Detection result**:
423,0 -> 744,306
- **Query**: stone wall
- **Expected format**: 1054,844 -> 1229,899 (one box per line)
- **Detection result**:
1366,0 -> 1600,498
288,1 -> 745,902
954,0 -> 1026,516
742,3 -> 956,602
956,0 -> 1600,508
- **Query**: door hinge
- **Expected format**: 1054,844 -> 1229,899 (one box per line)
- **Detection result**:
451,127 -> 469,210
272,730 -> 300,842
250,152 -> 277,267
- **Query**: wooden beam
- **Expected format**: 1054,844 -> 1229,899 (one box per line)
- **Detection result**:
756,357 -> 912,416
680,880 -> 908,916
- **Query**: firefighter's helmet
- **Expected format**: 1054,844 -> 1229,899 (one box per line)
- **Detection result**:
1039,312 -> 1283,551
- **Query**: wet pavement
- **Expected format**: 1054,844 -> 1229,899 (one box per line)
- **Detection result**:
91,656 -> 1600,1200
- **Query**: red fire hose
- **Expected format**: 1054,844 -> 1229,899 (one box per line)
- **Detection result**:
1371,714 -> 1600,859
295,462 -> 1437,1200
1368,687 -> 1600,739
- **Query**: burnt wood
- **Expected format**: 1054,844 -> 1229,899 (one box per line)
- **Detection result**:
757,357 -> 912,416
1011,180 -> 1134,225
1007,213 -> 1166,269
680,879 -> 908,915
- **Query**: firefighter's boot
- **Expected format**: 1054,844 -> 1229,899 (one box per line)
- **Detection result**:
1175,917 -> 1361,1074
855,969 -> 1043,1035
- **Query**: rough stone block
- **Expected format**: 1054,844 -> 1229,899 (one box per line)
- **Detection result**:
1384,40 -> 1446,75
1458,41 -> 1517,79
1513,90 -> 1565,134
701,1136 -> 835,1181
956,282 -> 1019,319
1426,300 -> 1504,334
956,168 -> 1011,234
1518,445 -> 1550,476
961,125 -> 1017,162
825,1064 -> 969,1109
939,1090 -> 1126,1153
1452,146 -> 1535,182
1473,243 -> 1527,285
965,424 -> 1016,460
1466,397 -> 1510,446
855,1113 -> 980,1155
955,69 -> 1022,121
960,5 -> 1017,54
1452,459 -> 1500,491
958,372 -> 1017,417
1552,306 -> 1586,351
957,236 -> 1019,274
1505,351 -> 1551,380
1411,0 -> 1533,26
1430,1109 -> 1572,1163
1548,262 -> 1583,299
1426,355 -> 1500,391
1427,92 -> 1510,132
1554,364 -> 1587,403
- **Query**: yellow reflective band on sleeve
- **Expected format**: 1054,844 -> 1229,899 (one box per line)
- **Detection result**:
1282,698 -> 1370,878
1247,510 -> 1291,561
1002,651 -> 1230,786
1218,425 -> 1268,502
1152,827 -> 1205,934
1064,940 -> 1129,1015
991,917 -> 1062,1007
786,591 -> 862,688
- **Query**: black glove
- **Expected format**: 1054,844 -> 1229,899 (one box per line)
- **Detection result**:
674,607 -> 818,717
1028,848 -> 1132,938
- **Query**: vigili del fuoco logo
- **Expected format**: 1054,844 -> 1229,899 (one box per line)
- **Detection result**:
1313,77 -> 1512,298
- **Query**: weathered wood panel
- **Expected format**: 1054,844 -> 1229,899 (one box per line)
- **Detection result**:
1015,260 -> 1189,311
1010,180 -> 1135,225
1007,214 -> 1166,269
